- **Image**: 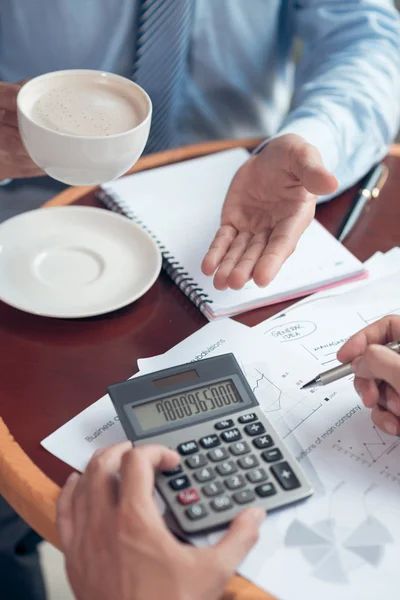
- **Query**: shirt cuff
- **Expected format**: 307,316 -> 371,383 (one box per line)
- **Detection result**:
254,117 -> 340,175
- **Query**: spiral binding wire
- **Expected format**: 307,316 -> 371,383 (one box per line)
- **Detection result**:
97,189 -> 213,315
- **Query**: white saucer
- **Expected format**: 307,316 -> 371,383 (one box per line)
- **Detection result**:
0,206 -> 162,318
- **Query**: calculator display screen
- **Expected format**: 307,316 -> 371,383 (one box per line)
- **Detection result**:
132,379 -> 247,431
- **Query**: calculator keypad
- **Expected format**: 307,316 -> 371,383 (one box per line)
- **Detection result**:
211,495 -> 233,511
271,462 -> 300,490
208,447 -> 229,462
237,454 -> 259,470
202,481 -> 224,497
225,474 -> 245,490
178,488 -> 200,505
178,441 -> 198,455
246,468 -> 268,484
186,454 -> 207,469
233,489 -> 255,504
215,419 -> 234,430
216,460 -> 238,476
230,441 -> 250,456
221,428 -> 242,443
160,410 -> 310,534
253,435 -> 274,450
262,448 -> 283,463
169,475 -> 190,491
186,504 -> 208,520
244,422 -> 266,436
200,434 -> 220,449
194,467 -> 215,483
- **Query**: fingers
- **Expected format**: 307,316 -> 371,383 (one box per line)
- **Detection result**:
371,404 -> 400,437
290,142 -> 338,196
338,315 -> 400,364
352,345 -> 400,394
119,445 -> 179,507
0,123 -> 43,178
223,232 -> 268,290
211,231 -> 254,291
0,82 -> 20,112
252,206 -> 313,287
201,225 -> 238,278
57,472 -> 80,551
210,507 -> 265,577
353,376 -> 379,408
0,109 -> 18,128
80,441 -> 133,507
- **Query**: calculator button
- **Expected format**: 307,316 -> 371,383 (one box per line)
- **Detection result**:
215,419 -> 234,430
221,428 -> 242,443
216,460 -> 238,476
178,441 -> 198,455
238,454 -> 260,470
262,448 -> 283,463
162,465 -> 183,477
244,422 -> 266,436
255,482 -> 277,497
186,504 -> 208,521
186,454 -> 207,469
224,474 -> 246,490
271,462 -> 301,490
211,495 -> 233,512
246,468 -> 268,484
208,447 -> 229,462
177,488 -> 200,505
200,434 -> 220,449
233,489 -> 256,505
253,435 -> 274,450
229,441 -> 250,456
238,413 -> 257,424
194,467 -> 215,483
202,481 -> 224,497
169,475 -> 190,491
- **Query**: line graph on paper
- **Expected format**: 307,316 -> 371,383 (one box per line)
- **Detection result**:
240,362 -> 322,439
331,409 -> 400,487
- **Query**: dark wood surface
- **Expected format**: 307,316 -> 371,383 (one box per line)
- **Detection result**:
1,150 -> 400,491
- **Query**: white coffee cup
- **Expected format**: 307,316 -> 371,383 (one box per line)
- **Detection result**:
17,69 -> 152,186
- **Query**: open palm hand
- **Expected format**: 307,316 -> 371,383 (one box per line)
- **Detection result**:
201,134 -> 338,290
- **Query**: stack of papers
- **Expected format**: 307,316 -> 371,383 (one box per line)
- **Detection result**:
42,247 -> 400,600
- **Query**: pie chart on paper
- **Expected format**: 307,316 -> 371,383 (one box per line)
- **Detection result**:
284,516 -> 393,583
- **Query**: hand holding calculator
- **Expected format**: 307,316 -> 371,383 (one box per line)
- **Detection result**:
108,353 -> 313,535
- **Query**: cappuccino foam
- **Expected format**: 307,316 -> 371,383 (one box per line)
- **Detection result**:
29,79 -> 141,137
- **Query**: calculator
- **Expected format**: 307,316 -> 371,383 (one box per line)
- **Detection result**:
108,353 -> 313,535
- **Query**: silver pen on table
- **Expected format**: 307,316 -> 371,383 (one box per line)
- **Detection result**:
300,340 -> 400,389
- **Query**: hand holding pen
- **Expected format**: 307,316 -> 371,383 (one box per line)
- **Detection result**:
303,315 -> 400,437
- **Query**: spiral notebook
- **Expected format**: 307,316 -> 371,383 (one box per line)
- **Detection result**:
99,148 -> 366,320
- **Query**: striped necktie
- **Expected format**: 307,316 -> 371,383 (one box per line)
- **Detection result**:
133,0 -> 194,154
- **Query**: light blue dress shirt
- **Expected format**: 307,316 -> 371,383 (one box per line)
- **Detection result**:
0,0 -> 400,197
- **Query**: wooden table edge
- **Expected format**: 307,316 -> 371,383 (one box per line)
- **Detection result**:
2,139 -> 399,600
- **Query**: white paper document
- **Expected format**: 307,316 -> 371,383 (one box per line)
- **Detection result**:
42,251 -> 400,600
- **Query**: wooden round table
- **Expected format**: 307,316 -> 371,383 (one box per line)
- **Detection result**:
1,139 -> 400,600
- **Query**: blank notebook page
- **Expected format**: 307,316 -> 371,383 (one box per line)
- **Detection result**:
102,148 -> 365,318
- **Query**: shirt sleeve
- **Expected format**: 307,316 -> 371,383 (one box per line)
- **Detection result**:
274,0 -> 400,199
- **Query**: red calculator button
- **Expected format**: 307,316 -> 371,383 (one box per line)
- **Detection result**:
177,488 -> 200,505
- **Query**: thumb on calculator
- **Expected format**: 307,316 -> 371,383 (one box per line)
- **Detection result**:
57,441 -> 265,600
209,505 -> 265,575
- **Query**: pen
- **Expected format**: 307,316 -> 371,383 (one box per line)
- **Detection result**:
337,163 -> 389,243
300,340 -> 400,389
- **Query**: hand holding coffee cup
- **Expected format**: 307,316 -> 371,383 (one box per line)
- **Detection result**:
17,70 -> 152,186
0,81 -> 43,180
